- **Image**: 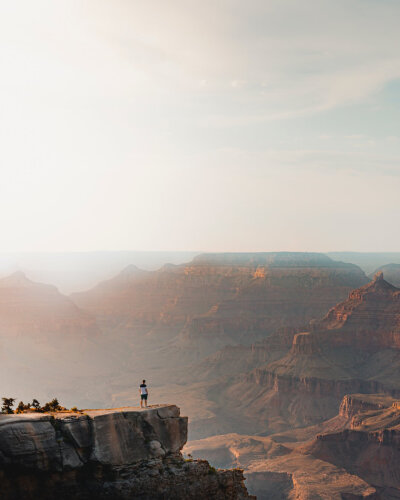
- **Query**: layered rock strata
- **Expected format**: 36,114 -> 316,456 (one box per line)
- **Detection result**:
186,394 -> 400,499
0,405 -> 252,499
212,274 -> 400,435
71,253 -> 368,359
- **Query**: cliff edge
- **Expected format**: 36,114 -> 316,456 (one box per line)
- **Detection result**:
0,405 -> 253,499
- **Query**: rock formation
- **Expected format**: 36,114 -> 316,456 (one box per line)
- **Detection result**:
186,393 -> 400,499
186,274 -> 400,437
0,405 -> 253,499
370,264 -> 400,288
71,252 -> 367,363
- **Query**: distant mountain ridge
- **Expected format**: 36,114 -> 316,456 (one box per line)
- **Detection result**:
327,251 -> 400,274
0,271 -> 98,338
192,251 -> 357,268
71,252 -> 368,363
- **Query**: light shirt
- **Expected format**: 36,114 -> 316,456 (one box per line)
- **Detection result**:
140,384 -> 147,395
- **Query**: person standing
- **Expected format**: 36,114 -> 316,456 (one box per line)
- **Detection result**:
139,380 -> 148,408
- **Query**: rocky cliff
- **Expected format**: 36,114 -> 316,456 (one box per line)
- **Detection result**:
0,405 -> 252,499
313,271 -> 400,350
71,252 -> 368,360
194,274 -> 400,437
304,395 -> 400,497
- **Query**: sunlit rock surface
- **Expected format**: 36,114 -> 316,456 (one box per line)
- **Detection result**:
0,405 -> 252,499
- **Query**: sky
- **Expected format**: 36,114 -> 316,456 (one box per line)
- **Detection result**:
0,0 -> 399,253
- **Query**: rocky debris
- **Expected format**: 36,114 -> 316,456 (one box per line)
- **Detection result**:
0,405 -> 253,499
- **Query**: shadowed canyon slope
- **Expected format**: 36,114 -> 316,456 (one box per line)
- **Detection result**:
203,272 -> 400,437
186,393 -> 400,499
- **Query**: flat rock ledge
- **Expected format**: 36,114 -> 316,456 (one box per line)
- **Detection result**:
0,405 -> 253,499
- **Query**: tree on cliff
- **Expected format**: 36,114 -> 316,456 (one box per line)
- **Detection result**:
16,401 -> 31,413
42,398 -> 63,412
1,398 -> 16,414
31,399 -> 41,411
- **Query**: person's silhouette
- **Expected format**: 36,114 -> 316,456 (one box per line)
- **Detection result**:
139,379 -> 148,408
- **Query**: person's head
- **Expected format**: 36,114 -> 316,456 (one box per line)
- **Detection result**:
142,379 -> 146,384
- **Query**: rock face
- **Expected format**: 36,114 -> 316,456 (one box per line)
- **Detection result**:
186,394 -> 400,499
314,271 -> 400,350
0,405 -> 252,499
194,274 -> 400,437
71,252 -> 368,360
303,395 -> 400,498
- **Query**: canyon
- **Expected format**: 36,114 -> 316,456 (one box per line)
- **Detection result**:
1,252 -> 369,409
2,251 -> 400,498
178,272 -> 400,438
186,393 -> 400,499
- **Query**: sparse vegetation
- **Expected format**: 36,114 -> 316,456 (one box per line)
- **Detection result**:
41,398 -> 65,412
31,399 -> 41,411
1,398 -> 16,414
1,397 -> 72,414
16,401 -> 31,414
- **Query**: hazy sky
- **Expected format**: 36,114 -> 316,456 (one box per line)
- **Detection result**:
1,0 -> 399,252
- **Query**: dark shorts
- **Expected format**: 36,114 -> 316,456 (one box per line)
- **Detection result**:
141,394 -> 148,400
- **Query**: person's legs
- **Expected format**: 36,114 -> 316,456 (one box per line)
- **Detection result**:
140,395 -> 143,408
145,395 -> 148,407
